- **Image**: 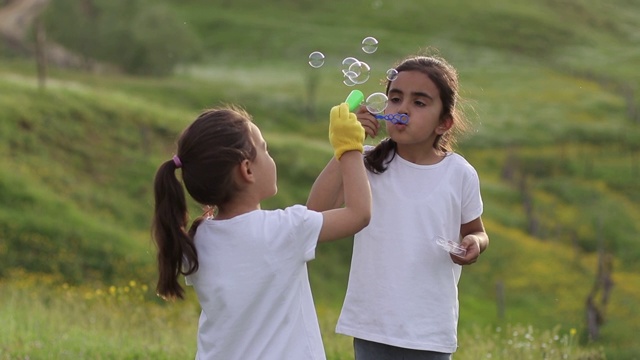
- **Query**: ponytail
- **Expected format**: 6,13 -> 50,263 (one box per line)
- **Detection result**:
364,138 -> 397,174
152,160 -> 198,300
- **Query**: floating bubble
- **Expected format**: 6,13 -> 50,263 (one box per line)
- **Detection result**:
386,68 -> 398,81
365,92 -> 388,114
341,57 -> 359,75
308,51 -> 325,68
348,61 -> 366,76
361,36 -> 379,54
344,70 -> 358,80
347,61 -> 371,85
343,74 -> 357,87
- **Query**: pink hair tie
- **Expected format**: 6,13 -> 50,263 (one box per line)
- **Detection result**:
172,155 -> 182,168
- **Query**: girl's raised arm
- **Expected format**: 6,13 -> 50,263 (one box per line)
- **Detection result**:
313,103 -> 371,242
307,157 -> 344,212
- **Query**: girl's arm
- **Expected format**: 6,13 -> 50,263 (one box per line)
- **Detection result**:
453,217 -> 489,265
307,103 -> 376,212
311,103 -> 371,242
316,151 -> 370,242
306,157 -> 344,211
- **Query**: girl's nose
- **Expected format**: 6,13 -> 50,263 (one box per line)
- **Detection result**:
397,100 -> 409,115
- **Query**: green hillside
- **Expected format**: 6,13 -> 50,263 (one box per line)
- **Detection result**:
1,0 -> 639,358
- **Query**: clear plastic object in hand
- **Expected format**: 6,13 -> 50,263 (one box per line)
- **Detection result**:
435,236 -> 467,258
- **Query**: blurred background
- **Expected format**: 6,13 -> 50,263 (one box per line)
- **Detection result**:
1,0 -> 639,358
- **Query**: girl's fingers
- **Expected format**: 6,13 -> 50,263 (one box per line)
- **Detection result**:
362,123 -> 377,138
356,107 -> 380,138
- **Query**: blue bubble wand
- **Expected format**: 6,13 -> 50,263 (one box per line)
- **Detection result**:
375,113 -> 409,125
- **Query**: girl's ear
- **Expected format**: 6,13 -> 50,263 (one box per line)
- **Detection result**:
238,159 -> 255,184
436,116 -> 453,135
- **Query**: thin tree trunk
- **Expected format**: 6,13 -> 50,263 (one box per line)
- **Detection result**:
34,16 -> 47,89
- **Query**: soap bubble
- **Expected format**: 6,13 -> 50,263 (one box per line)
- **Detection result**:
308,51 -> 325,68
365,92 -> 388,114
361,37 -> 379,54
386,68 -> 398,81
344,70 -> 358,79
341,57 -> 359,75
348,61 -> 369,76
343,74 -> 357,87
347,61 -> 371,84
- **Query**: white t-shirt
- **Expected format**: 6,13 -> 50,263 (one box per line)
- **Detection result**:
336,151 -> 483,353
185,205 -> 325,360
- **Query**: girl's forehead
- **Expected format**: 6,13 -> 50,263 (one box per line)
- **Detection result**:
391,70 -> 435,86
389,70 -> 440,96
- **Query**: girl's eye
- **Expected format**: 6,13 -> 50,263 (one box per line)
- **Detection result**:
414,100 -> 426,107
389,97 -> 401,103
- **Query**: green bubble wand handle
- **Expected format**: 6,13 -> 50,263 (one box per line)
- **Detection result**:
345,90 -> 365,112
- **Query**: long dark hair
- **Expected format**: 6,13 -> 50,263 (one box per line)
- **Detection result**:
364,55 -> 469,174
152,105 -> 256,300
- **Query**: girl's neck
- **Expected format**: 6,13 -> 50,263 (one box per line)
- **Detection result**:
215,201 -> 261,220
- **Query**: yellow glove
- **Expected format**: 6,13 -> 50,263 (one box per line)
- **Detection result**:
329,103 -> 365,160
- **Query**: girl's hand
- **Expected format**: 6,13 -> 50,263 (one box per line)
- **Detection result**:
452,234 -> 481,265
329,103 -> 365,159
356,105 -> 380,138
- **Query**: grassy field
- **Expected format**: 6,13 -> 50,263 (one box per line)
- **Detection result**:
0,273 -> 607,359
1,0 -> 640,358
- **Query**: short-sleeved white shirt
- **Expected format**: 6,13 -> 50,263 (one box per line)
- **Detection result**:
185,205 -> 325,360
336,151 -> 483,353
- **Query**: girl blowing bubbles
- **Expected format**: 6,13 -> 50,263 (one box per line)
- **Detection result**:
152,104 -> 371,360
307,55 -> 489,360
